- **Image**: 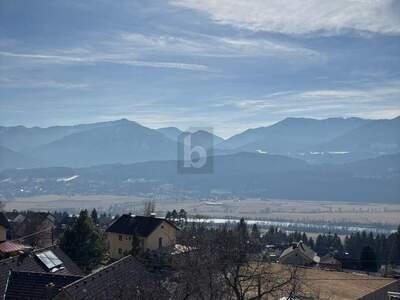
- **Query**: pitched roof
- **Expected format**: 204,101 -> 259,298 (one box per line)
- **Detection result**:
320,253 -> 341,265
106,214 -> 178,237
0,245 -> 83,298
279,241 -> 319,263
0,212 -> 10,229
56,256 -> 151,300
3,212 -> 23,223
4,271 -> 82,300
0,241 -> 31,254
19,212 -> 54,227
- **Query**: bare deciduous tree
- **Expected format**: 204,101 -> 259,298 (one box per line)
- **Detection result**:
169,222 -> 322,300
143,200 -> 156,216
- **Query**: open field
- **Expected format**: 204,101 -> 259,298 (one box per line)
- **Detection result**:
293,267 -> 396,300
3,195 -> 400,228
2,195 -> 148,212
248,264 -> 396,300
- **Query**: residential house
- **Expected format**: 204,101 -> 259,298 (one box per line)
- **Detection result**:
54,255 -> 157,300
0,212 -> 10,242
3,255 -> 166,300
14,212 -> 56,247
319,253 -> 342,271
105,214 -> 178,260
279,241 -> 320,267
4,271 -> 82,300
0,212 -> 33,258
4,211 -> 25,224
0,245 -> 83,299
0,241 -> 31,258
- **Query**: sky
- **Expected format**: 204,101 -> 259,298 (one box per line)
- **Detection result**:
0,0 -> 400,138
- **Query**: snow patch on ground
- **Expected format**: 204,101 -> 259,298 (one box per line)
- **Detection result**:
56,175 -> 79,182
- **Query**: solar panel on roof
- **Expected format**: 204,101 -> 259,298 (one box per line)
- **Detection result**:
36,250 -> 63,271
46,250 -> 63,265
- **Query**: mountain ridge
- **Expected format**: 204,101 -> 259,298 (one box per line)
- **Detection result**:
0,116 -> 398,169
0,152 -> 398,203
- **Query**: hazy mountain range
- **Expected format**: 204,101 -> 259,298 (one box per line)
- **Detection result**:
0,152 -> 399,202
0,116 -> 399,202
0,116 -> 399,169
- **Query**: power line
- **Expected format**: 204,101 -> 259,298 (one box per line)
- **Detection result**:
10,226 -> 53,242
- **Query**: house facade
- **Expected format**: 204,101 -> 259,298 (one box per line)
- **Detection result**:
14,212 -> 56,247
0,245 -> 83,299
106,214 -> 178,259
0,212 -> 10,242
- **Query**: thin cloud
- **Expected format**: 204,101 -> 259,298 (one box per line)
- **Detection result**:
219,81 -> 400,117
0,51 -> 215,72
0,50 -> 212,72
114,60 -> 213,71
171,0 -> 400,36
118,32 -> 322,60
0,51 -> 85,63
0,28 -> 323,75
0,77 -> 90,89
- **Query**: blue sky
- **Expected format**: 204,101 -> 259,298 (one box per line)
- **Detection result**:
0,0 -> 399,137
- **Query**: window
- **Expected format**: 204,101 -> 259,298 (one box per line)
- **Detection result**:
119,235 -> 122,241
118,248 -> 122,254
158,237 -> 163,249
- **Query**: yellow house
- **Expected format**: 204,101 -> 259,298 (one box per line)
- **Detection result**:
105,214 -> 178,260
0,212 -> 10,242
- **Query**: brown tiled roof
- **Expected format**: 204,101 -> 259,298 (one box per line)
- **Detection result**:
56,256 -> 150,300
4,271 -> 82,300
0,245 -> 83,298
106,214 -> 178,237
0,212 -> 10,229
0,241 -> 31,254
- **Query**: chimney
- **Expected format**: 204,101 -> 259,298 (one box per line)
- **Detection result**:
45,282 -> 56,300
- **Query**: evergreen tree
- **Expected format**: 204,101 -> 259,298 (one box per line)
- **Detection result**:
315,234 -> 324,254
388,225 -> 400,264
308,237 -> 315,249
301,233 -> 307,243
91,208 -> 98,225
60,210 -> 106,273
178,209 -> 187,221
171,209 -> 178,220
251,224 -> 260,240
237,218 -> 248,240
332,233 -> 343,253
360,246 -> 378,273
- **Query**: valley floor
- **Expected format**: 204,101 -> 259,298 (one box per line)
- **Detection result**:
3,195 -> 399,232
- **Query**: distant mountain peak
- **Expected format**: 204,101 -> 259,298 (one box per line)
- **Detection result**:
113,118 -> 136,124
